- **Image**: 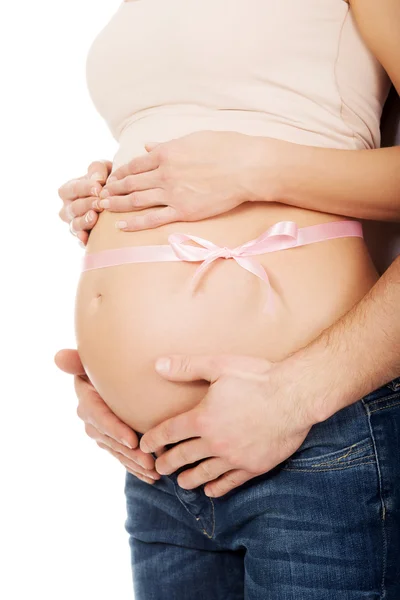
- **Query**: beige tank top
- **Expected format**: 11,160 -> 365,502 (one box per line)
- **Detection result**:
85,0 -> 391,171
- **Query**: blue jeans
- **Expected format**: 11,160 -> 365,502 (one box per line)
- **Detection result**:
124,376 -> 400,599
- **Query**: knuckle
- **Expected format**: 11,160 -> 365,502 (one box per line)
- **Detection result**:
76,404 -> 84,421
148,212 -> 163,226
70,217 -> 80,232
209,480 -> 224,496
210,437 -> 227,455
225,471 -> 241,487
228,454 -> 242,469
58,208 -> 67,222
198,459 -> 213,479
123,175 -> 135,192
129,193 -> 139,208
179,356 -> 192,374
176,442 -> 190,464
161,421 -> 172,442
68,179 -> 78,198
87,161 -> 98,172
158,145 -> 169,163
66,204 -> 74,220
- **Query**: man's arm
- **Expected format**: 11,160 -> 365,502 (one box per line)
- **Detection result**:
284,255 -> 400,423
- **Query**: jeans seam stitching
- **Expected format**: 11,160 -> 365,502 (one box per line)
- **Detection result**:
201,496 -> 216,539
284,437 -> 371,466
363,392 -> 400,406
361,399 -> 388,599
282,459 -> 376,472
311,452 -> 375,468
369,400 -> 400,414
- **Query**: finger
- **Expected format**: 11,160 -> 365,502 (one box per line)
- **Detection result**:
73,376 -> 139,451
126,469 -> 157,485
96,442 -> 160,481
86,160 -> 113,183
85,423 -> 157,470
101,171 -> 160,199
67,196 -> 104,219
106,151 -> 160,183
155,354 -> 272,383
176,457 -> 232,490
58,177 -> 103,203
76,231 -> 89,246
98,189 -> 164,213
70,210 -> 99,233
144,141 -> 162,153
204,469 -> 256,498
139,408 -> 203,454
85,423 -> 159,479
154,437 -> 210,476
116,206 -> 178,232
54,349 -> 85,375
154,355 -> 224,383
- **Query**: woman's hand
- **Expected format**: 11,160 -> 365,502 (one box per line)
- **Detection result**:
58,160 -> 112,246
54,349 -> 161,484
97,131 -> 285,231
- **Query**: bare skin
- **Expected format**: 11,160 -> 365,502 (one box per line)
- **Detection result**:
55,0 -> 400,487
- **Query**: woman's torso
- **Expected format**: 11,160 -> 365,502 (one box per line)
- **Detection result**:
75,0 -> 392,433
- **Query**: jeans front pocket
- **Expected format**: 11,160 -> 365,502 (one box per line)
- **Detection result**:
281,396 -> 375,472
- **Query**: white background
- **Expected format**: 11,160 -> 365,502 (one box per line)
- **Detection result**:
1,1 -> 134,598
2,2 -> 400,599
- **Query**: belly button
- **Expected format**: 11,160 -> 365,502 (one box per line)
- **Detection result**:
89,293 -> 103,309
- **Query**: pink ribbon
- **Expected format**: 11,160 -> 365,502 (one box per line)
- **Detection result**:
168,221 -> 302,311
81,219 -> 363,314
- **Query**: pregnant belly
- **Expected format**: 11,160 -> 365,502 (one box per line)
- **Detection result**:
74,199 -> 379,434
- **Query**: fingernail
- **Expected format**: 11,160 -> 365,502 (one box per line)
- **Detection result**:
121,438 -> 133,449
90,171 -> 103,181
66,205 -> 74,220
107,175 -> 117,183
91,186 -> 99,197
85,211 -> 94,223
78,241 -> 86,249
92,199 -> 100,210
115,220 -> 128,229
155,358 -> 171,374
100,188 -> 110,199
99,199 -> 110,209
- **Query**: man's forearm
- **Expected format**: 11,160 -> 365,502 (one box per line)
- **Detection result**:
250,138 -> 400,221
281,255 -> 400,423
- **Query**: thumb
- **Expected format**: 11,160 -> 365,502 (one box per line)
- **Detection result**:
87,160 -> 112,183
144,142 -> 161,152
54,349 -> 86,376
155,355 -> 225,383
155,354 -> 273,383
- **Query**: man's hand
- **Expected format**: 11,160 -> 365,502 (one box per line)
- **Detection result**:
54,349 -> 160,484
57,160 -> 112,246
139,354 -> 317,497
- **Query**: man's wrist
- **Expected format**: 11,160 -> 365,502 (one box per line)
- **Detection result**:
275,333 -> 365,426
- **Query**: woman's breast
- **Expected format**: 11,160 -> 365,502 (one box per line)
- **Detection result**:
74,197 -> 379,434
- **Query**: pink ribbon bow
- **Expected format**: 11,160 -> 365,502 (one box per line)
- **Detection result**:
168,220 -> 301,312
